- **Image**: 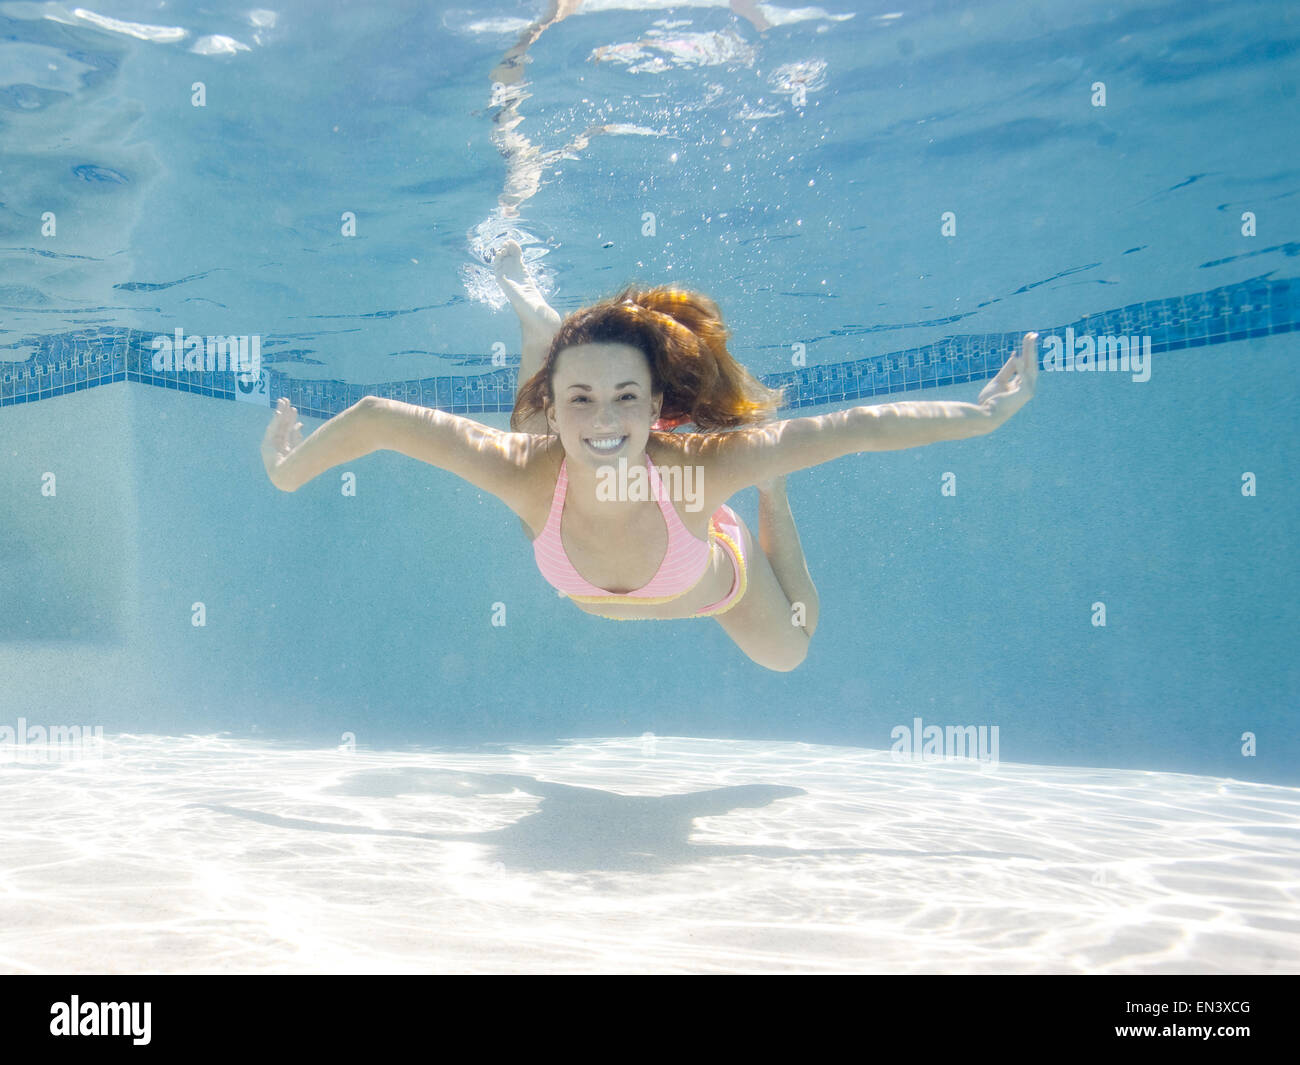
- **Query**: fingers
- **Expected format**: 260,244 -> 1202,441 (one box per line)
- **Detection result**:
1000,334 -> 1038,382
269,399 -> 302,447
1021,332 -> 1038,378
976,334 -> 1039,411
1017,332 -> 1039,395
993,351 -> 1018,385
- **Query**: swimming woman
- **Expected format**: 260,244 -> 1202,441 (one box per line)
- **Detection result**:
261,241 -> 1037,671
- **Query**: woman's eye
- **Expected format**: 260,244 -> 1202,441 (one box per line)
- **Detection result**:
620,393 -> 636,401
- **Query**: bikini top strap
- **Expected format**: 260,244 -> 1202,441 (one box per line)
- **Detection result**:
644,451 -> 685,531
552,452 -> 682,532
546,457 -> 569,529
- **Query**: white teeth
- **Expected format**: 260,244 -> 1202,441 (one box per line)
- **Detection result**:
587,436 -> 625,451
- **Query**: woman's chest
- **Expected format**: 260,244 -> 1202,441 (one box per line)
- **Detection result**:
561,501 -> 707,594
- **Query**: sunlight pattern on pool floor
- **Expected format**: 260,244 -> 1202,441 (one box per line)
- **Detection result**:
1,735 -> 1296,974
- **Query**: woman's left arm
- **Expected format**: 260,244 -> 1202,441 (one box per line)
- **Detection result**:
710,333 -> 1037,492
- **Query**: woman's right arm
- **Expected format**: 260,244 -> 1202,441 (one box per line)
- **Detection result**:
263,396 -> 537,512
263,396 -> 380,493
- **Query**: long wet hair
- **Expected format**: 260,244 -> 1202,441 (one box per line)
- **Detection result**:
510,284 -> 785,433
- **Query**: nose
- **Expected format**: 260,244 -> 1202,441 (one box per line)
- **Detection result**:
588,402 -> 622,431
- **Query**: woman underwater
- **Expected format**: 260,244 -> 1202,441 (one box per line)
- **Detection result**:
262,240 -> 1037,671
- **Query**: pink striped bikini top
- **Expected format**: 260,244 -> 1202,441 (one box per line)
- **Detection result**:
533,452 -> 712,604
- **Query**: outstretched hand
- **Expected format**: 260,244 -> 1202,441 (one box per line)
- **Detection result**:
978,332 -> 1038,427
262,397 -> 303,490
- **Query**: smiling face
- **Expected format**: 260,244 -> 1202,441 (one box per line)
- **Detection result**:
546,342 -> 662,465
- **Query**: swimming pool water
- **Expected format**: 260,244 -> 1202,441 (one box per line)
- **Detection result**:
1,0 -> 1297,974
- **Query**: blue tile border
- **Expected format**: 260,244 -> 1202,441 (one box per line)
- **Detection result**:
2,276 -> 1296,415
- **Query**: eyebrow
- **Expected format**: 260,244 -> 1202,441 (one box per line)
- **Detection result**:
565,381 -> 642,391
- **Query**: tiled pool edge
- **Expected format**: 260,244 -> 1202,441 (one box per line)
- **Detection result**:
3,275 -> 1296,418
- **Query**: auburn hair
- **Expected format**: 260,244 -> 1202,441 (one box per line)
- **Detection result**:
510,284 -> 784,433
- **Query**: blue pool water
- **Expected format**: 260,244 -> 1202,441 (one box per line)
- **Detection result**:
1,0 -> 1297,973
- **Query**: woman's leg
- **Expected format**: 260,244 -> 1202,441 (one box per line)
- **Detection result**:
494,239 -> 561,433
490,0 -> 584,88
491,0 -> 765,88
756,476 -> 820,637
730,0 -> 772,32
713,515 -> 813,672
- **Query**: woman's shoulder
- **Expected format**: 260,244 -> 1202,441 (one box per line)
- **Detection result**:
648,429 -> 696,463
514,435 -> 565,540
650,424 -> 754,461
522,433 -> 564,475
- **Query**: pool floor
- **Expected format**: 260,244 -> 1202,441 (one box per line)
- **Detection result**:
2,735 -> 1296,974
